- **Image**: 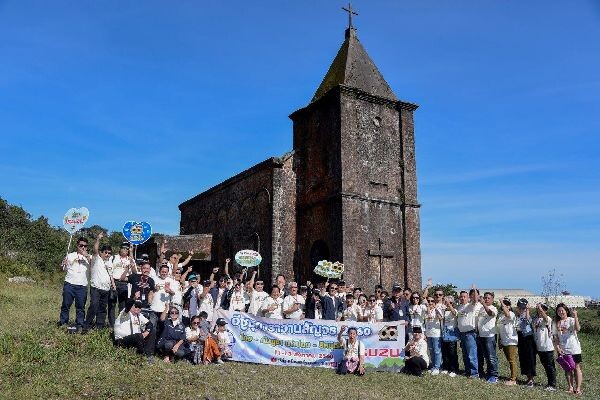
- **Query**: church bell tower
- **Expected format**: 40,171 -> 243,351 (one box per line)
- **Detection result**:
290,12 -> 422,290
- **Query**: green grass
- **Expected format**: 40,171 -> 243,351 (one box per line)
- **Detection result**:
1,277 -> 599,400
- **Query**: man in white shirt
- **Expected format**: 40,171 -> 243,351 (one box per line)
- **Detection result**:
476,291 -> 499,383
341,294 -> 361,322
150,264 -> 177,334
282,282 -> 305,319
108,241 -> 135,327
457,287 -> 482,378
114,299 -> 156,361
83,233 -> 115,332
58,237 -> 92,331
534,303 -> 557,391
246,271 -> 269,316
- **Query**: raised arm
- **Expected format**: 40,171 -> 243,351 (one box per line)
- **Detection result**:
573,309 -> 580,332
181,251 -> 194,267
94,232 -> 104,256
159,239 -> 167,265
338,325 -> 347,346
224,258 -> 230,277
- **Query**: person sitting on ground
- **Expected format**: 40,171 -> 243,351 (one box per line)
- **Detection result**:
113,299 -> 155,362
533,303 -> 557,392
553,303 -> 583,395
336,325 -> 365,376
282,282 -> 305,319
186,311 -> 219,365
157,305 -> 188,363
214,317 -> 232,361
402,326 -> 429,376
497,298 -> 518,386
260,286 -> 284,319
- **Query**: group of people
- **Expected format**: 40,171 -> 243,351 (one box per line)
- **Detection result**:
58,235 -> 584,395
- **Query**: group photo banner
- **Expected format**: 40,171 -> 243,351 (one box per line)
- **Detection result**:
214,310 -> 405,371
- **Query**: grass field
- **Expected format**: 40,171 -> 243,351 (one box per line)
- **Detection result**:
1,277 -> 598,400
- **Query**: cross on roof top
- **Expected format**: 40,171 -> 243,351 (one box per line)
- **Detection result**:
342,3 -> 358,29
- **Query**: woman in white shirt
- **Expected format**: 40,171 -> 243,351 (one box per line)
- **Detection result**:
424,296 -> 443,374
497,298 -> 518,385
553,303 -> 583,395
402,326 -> 429,376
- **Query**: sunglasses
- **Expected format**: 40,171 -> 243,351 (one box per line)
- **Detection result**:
78,244 -> 87,248
191,321 -> 200,325
435,293 -> 444,296
169,310 -> 179,315
368,299 -> 376,302
103,251 -> 112,255
412,296 -> 420,300
330,287 -> 338,290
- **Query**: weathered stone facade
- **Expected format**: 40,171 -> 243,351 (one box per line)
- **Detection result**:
180,27 -> 421,288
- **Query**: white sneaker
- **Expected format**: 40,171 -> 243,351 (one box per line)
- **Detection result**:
440,370 -> 449,375
449,372 -> 457,378
215,359 -> 224,365
431,369 -> 440,376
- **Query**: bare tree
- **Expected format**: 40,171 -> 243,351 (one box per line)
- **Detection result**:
541,268 -> 566,306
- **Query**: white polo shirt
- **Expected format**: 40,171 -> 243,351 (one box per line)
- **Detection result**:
64,252 -> 90,286
457,302 -> 482,332
248,290 -> 270,316
497,311 -> 518,346
283,294 -> 305,319
260,296 -> 283,319
477,305 -> 497,338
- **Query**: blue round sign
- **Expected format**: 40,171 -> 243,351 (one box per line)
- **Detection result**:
122,221 -> 152,245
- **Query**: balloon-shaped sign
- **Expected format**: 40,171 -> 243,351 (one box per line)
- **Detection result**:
313,260 -> 344,279
63,207 -> 90,234
122,221 -> 152,245
235,249 -> 262,267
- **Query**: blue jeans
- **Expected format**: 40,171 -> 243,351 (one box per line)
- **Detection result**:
427,336 -> 442,370
459,330 -> 478,377
59,281 -> 88,328
477,335 -> 499,378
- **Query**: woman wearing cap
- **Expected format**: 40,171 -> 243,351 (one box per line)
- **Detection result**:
157,305 -> 188,363
516,298 -> 536,387
402,326 -> 429,376
553,303 -> 583,395
497,298 -> 518,385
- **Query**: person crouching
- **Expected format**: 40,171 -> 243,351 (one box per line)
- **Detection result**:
336,325 -> 365,376
402,326 -> 429,376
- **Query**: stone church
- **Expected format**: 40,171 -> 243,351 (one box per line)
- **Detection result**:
179,25 -> 421,291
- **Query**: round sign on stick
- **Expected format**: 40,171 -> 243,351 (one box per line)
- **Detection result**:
63,207 -> 90,234
122,221 -> 152,245
235,249 -> 262,267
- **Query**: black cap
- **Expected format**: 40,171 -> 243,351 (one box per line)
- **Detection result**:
517,298 -> 528,309
120,241 -> 130,249
202,279 -> 211,286
412,326 -> 423,334
216,318 -> 227,326
125,298 -> 143,312
392,284 -> 402,292
141,253 -> 149,260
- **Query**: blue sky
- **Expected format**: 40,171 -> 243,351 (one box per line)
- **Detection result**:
1,1 -> 599,297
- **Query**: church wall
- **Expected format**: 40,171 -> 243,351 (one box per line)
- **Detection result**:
271,155 -> 296,283
292,92 -> 343,282
179,165 -> 275,281
341,197 -> 405,291
339,93 -> 403,203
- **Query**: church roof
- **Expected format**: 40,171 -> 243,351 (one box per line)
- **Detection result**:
312,28 -> 398,103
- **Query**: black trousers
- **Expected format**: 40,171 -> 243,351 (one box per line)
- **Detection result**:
441,341 -> 460,373
157,339 -> 189,359
108,281 -> 129,327
404,356 -> 428,376
538,350 -> 557,387
517,333 -> 537,377
115,331 -> 156,356
85,287 -> 109,329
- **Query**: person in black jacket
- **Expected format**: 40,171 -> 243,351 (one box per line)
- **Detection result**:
304,282 -> 322,319
321,283 -> 344,321
157,305 -> 188,363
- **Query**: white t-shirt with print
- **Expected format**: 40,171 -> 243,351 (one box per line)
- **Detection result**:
229,289 -> 249,312
409,304 -> 427,327
477,305 -> 497,338
457,302 -> 482,332
534,315 -> 554,352
64,252 -> 90,286
90,255 -> 112,291
363,305 -> 383,323
248,290 -> 270,316
151,276 -> 175,313
110,254 -> 134,280
342,304 -> 361,322
282,294 -> 305,319
260,296 -> 284,319
443,309 -> 458,331
497,311 -> 518,346
113,310 -> 149,340
553,317 -> 582,355
410,337 -> 429,366
424,307 -> 442,338
198,292 -> 215,321
342,338 -> 365,360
